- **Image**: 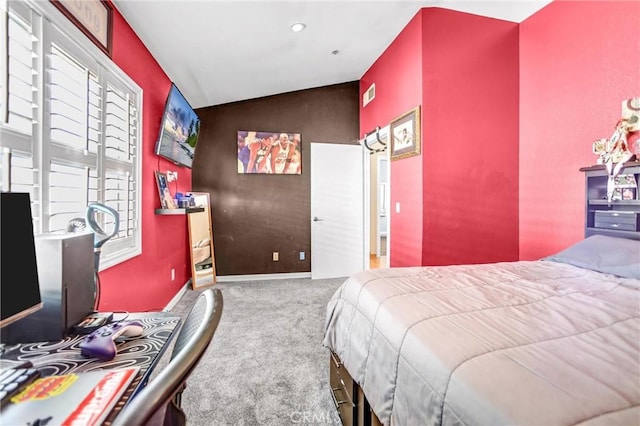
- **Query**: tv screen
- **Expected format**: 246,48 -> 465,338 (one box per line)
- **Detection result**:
154,83 -> 200,168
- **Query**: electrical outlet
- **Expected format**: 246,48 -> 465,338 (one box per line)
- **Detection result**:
167,171 -> 178,182
171,268 -> 175,281
272,252 -> 279,262
299,251 -> 305,260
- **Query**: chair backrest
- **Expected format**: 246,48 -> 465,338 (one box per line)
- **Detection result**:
112,288 -> 223,426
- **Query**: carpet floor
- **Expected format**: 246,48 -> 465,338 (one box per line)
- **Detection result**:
159,277 -> 346,425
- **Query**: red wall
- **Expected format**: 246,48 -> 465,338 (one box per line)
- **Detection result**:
360,13 -> 424,267
97,4 -> 193,312
519,1 -> 640,259
361,8 -> 519,267
95,0 -> 639,305
421,9 -> 519,265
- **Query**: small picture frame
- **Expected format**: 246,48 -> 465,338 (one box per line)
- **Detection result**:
390,106 -> 421,160
614,173 -> 637,188
622,188 -> 636,200
622,98 -> 640,132
155,171 -> 177,209
50,0 -> 112,56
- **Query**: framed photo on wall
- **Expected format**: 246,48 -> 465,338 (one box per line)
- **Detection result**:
237,130 -> 302,174
155,171 -> 177,209
50,0 -> 112,56
390,106 -> 421,160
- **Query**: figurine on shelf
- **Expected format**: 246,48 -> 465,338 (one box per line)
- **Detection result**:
593,118 -> 636,202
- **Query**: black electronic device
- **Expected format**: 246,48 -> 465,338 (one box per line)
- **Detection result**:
65,203 -> 119,311
0,366 -> 41,406
154,83 -> 200,168
0,193 -> 43,329
72,312 -> 114,335
1,232 -> 95,344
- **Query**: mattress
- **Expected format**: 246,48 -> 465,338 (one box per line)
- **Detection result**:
323,260 -> 640,425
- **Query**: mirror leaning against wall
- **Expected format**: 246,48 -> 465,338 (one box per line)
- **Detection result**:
187,192 -> 217,289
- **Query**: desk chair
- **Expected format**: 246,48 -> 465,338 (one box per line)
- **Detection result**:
113,288 -> 223,426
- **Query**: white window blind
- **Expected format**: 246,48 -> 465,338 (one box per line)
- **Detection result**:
6,5 -> 37,136
49,43 -> 100,153
0,0 -> 142,270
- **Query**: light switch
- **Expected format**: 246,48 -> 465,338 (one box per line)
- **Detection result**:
395,202 -> 401,213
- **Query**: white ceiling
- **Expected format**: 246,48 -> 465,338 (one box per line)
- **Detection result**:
112,0 -> 551,109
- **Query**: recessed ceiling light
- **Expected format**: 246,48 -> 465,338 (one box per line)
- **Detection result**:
291,23 -> 306,32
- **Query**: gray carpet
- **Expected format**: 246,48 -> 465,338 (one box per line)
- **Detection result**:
158,277 -> 346,425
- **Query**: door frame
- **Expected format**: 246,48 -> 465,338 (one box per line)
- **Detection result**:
375,155 -> 389,259
363,147 -> 391,269
363,146 -> 371,269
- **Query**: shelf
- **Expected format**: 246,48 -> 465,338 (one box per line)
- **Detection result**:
155,207 -> 204,215
579,161 -> 640,173
587,199 -> 640,206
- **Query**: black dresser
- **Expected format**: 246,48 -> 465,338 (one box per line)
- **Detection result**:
580,161 -> 640,240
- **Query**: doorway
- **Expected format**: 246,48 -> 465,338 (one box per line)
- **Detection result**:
368,152 -> 389,269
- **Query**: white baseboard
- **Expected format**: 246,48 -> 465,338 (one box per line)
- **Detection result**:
216,272 -> 311,282
163,280 -> 191,311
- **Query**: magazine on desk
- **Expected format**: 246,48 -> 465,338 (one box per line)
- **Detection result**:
0,367 -> 139,425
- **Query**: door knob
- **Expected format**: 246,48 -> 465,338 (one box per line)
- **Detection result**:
313,216 -> 324,222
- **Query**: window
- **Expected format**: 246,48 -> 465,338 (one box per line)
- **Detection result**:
0,0 -> 142,270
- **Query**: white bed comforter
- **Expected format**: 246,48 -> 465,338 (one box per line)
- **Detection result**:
323,261 -> 640,426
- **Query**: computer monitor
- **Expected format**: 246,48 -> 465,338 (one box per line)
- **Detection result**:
1,192 -> 43,328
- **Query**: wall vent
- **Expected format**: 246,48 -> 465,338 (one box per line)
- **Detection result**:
363,83 -> 375,107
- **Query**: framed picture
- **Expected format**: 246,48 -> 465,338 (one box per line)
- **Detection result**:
155,171 -> 176,209
50,0 -> 112,56
390,106 -> 421,161
622,97 -> 640,132
622,188 -> 636,200
237,131 -> 302,174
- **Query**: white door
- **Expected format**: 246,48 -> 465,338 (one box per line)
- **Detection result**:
311,143 -> 364,279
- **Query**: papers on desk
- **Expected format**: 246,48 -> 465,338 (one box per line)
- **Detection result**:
0,367 -> 138,425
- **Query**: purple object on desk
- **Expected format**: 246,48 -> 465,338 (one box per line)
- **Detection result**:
79,320 -> 144,361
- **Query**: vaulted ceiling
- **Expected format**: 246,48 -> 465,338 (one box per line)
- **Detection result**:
112,1 -> 551,108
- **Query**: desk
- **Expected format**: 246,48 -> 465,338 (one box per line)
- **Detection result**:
0,313 -> 180,424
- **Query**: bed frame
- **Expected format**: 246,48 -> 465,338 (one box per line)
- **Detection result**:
329,351 -> 382,426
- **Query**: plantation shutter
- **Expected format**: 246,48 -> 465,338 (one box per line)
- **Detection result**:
1,2 -> 41,229
46,42 -> 99,232
6,3 -> 38,136
103,82 -> 138,250
0,0 -> 142,269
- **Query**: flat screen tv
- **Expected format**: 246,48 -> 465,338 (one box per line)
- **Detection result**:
154,83 -> 201,168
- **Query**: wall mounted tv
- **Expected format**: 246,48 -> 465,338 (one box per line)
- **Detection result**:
154,83 -> 201,168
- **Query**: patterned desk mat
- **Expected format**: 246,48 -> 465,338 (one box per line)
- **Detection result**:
0,315 -> 181,423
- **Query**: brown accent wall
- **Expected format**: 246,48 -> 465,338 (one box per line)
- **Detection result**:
193,82 -> 359,276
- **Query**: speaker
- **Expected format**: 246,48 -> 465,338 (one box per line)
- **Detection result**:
1,233 -> 95,344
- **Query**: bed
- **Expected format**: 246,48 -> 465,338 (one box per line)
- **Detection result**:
323,235 -> 640,425
191,237 -> 211,265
